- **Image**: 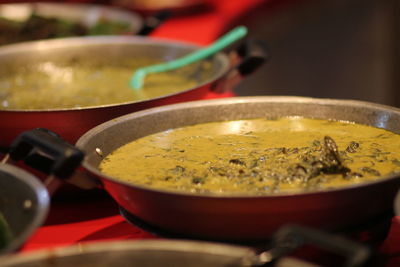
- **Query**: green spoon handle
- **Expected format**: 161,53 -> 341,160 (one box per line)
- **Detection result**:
130,25 -> 248,89
145,26 -> 247,73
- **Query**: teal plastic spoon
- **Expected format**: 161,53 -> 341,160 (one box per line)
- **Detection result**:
129,25 -> 248,90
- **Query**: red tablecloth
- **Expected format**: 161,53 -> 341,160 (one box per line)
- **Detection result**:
21,196 -> 156,251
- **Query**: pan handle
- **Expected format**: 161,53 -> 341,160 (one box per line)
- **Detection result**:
7,128 -> 99,192
211,38 -> 269,93
260,224 -> 371,267
136,10 -> 171,36
234,38 -> 269,76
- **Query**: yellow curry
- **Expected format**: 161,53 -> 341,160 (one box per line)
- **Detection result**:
99,117 -> 400,195
0,59 -> 205,110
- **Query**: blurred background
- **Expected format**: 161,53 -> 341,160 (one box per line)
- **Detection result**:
234,0 -> 400,107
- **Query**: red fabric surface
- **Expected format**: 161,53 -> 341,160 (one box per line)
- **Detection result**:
147,0 -> 265,45
21,197 -> 157,251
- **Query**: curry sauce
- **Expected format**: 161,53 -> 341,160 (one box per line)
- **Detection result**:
99,117 -> 400,195
0,59 -> 204,110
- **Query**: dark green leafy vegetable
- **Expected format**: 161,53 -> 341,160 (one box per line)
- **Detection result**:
100,117 -> 400,195
88,19 -> 131,35
0,13 -> 131,45
0,212 -> 12,251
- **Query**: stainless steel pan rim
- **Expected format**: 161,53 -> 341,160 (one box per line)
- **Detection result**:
0,2 -> 143,37
0,239 -> 258,267
77,95 -> 400,198
0,164 -> 50,254
0,227 -> 372,267
0,36 -> 230,112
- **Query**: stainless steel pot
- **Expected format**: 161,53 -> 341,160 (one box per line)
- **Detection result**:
0,240 -> 260,267
9,96 -> 400,241
0,225 -> 370,267
0,2 -> 143,39
0,36 -> 265,149
0,2 -> 170,40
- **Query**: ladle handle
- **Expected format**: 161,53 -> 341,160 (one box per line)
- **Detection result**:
211,38 -> 269,93
235,38 -> 268,76
8,128 -> 84,180
137,10 -> 171,36
267,224 -> 371,267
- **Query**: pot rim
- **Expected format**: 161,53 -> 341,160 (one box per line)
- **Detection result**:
0,164 -> 50,254
0,2 -> 143,28
0,239 -> 257,266
77,95 -> 400,199
0,36 -> 230,112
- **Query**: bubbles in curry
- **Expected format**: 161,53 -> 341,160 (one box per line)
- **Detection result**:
0,58 -> 204,110
99,117 -> 400,195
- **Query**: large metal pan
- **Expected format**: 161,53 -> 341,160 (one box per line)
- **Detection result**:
9,96 -> 400,241
0,2 -> 152,43
0,36 -> 265,150
0,225 -> 370,266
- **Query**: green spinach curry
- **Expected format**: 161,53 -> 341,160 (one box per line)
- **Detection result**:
0,13 -> 131,45
99,117 -> 400,195
0,212 -> 12,251
0,59 -> 205,110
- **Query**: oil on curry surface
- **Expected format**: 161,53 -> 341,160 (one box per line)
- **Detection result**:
0,59 -> 206,110
100,117 -> 400,195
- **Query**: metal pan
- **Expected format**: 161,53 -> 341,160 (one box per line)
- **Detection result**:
0,2 -> 141,43
0,36 -> 266,149
8,96 -> 400,241
0,2 -> 171,41
0,225 -> 370,266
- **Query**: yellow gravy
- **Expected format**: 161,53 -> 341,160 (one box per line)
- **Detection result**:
0,59 -> 205,110
99,117 -> 400,195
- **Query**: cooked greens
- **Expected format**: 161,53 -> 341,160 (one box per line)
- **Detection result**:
0,59 -> 200,110
0,212 -> 12,251
100,117 -> 400,195
0,13 -> 130,45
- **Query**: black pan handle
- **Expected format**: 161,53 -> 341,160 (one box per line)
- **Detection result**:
137,10 -> 172,36
234,38 -> 269,77
265,224 -> 371,267
211,38 -> 269,93
8,128 -> 84,180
